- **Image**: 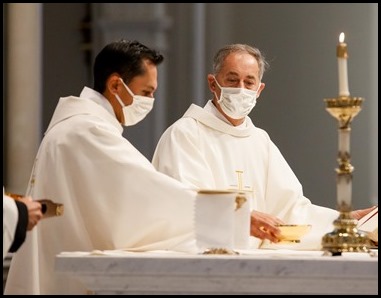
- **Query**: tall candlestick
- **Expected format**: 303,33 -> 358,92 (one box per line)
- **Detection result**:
322,35 -> 371,255
337,32 -> 350,96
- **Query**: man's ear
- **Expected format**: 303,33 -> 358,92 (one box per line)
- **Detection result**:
207,74 -> 216,92
257,82 -> 265,99
107,74 -> 121,94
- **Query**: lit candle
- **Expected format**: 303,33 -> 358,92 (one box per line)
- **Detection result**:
337,32 -> 350,96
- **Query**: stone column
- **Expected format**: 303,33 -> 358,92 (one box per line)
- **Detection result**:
6,3 -> 42,194
190,3 -> 206,106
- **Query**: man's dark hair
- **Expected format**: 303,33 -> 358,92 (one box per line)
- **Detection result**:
93,39 -> 164,93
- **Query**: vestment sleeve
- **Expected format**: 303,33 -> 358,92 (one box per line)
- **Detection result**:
153,119 -> 216,189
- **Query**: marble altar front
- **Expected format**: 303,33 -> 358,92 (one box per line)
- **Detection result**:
55,249 -> 378,295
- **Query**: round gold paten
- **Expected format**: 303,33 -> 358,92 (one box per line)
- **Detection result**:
276,224 -> 312,243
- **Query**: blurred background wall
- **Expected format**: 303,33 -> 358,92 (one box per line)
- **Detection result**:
3,3 -> 378,210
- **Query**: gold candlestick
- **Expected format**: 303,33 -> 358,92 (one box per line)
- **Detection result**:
321,95 -> 373,256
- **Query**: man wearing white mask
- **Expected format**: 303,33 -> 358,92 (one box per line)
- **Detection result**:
5,39 -> 197,294
152,43 -> 374,249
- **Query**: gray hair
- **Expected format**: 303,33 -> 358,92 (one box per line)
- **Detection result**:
212,44 -> 269,80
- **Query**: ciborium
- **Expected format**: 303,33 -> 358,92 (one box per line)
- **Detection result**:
321,95 -> 373,256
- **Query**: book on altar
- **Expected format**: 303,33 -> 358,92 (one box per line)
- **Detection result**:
357,207 -> 378,244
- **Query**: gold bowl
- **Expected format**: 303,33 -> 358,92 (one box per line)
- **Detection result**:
276,224 -> 312,243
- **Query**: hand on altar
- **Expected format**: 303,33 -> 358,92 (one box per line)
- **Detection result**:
250,210 -> 284,243
351,206 -> 378,220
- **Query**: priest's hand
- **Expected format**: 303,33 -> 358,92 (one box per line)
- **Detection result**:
351,206 -> 377,220
250,210 -> 284,243
18,196 -> 43,230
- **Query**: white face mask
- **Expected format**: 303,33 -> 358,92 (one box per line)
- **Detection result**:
214,77 -> 260,119
114,78 -> 154,126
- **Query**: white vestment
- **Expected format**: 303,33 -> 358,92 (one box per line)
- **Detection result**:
5,87 -> 197,294
152,101 -> 339,250
3,189 -> 18,260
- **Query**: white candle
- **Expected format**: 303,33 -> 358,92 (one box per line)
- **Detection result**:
337,32 -> 350,96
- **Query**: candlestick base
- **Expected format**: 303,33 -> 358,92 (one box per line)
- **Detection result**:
321,208 -> 374,256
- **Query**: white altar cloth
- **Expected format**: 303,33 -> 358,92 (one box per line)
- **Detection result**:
55,249 -> 378,295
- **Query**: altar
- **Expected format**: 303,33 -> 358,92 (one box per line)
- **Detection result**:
55,249 -> 378,295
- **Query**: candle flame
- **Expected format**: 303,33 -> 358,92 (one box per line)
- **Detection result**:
339,32 -> 345,43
